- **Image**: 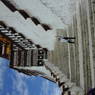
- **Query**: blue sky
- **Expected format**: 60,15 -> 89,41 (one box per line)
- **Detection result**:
0,57 -> 61,95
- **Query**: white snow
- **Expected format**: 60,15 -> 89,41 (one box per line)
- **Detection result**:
8,0 -> 66,29
0,0 -> 77,50
8,0 -> 77,26
0,1 -> 56,50
69,86 -> 84,95
14,66 -> 52,78
40,0 -> 77,25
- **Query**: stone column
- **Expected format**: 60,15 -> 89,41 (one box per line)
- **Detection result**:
67,24 -> 76,82
0,42 -> 3,56
13,51 -> 18,66
73,15 -> 80,86
76,1 -> 85,90
24,50 -> 27,66
20,50 -> 25,66
32,49 -> 38,66
2,43 -> 5,56
18,48 -> 21,66
26,50 -> 32,66
86,0 -> 95,87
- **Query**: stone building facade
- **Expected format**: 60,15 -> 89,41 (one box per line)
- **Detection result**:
0,0 -> 95,94
48,0 -> 95,94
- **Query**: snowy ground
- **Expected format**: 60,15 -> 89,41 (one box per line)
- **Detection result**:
0,0 -> 77,50
40,0 -> 77,25
0,57 -> 61,95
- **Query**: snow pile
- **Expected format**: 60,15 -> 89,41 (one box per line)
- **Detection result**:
14,66 -> 52,78
40,0 -> 77,25
0,1 -> 56,50
0,0 -> 77,50
8,0 -> 66,29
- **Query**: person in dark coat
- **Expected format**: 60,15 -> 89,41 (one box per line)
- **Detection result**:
57,36 -> 76,44
88,88 -> 95,95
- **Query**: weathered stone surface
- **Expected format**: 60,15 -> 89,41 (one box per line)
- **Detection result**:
48,0 -> 95,94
